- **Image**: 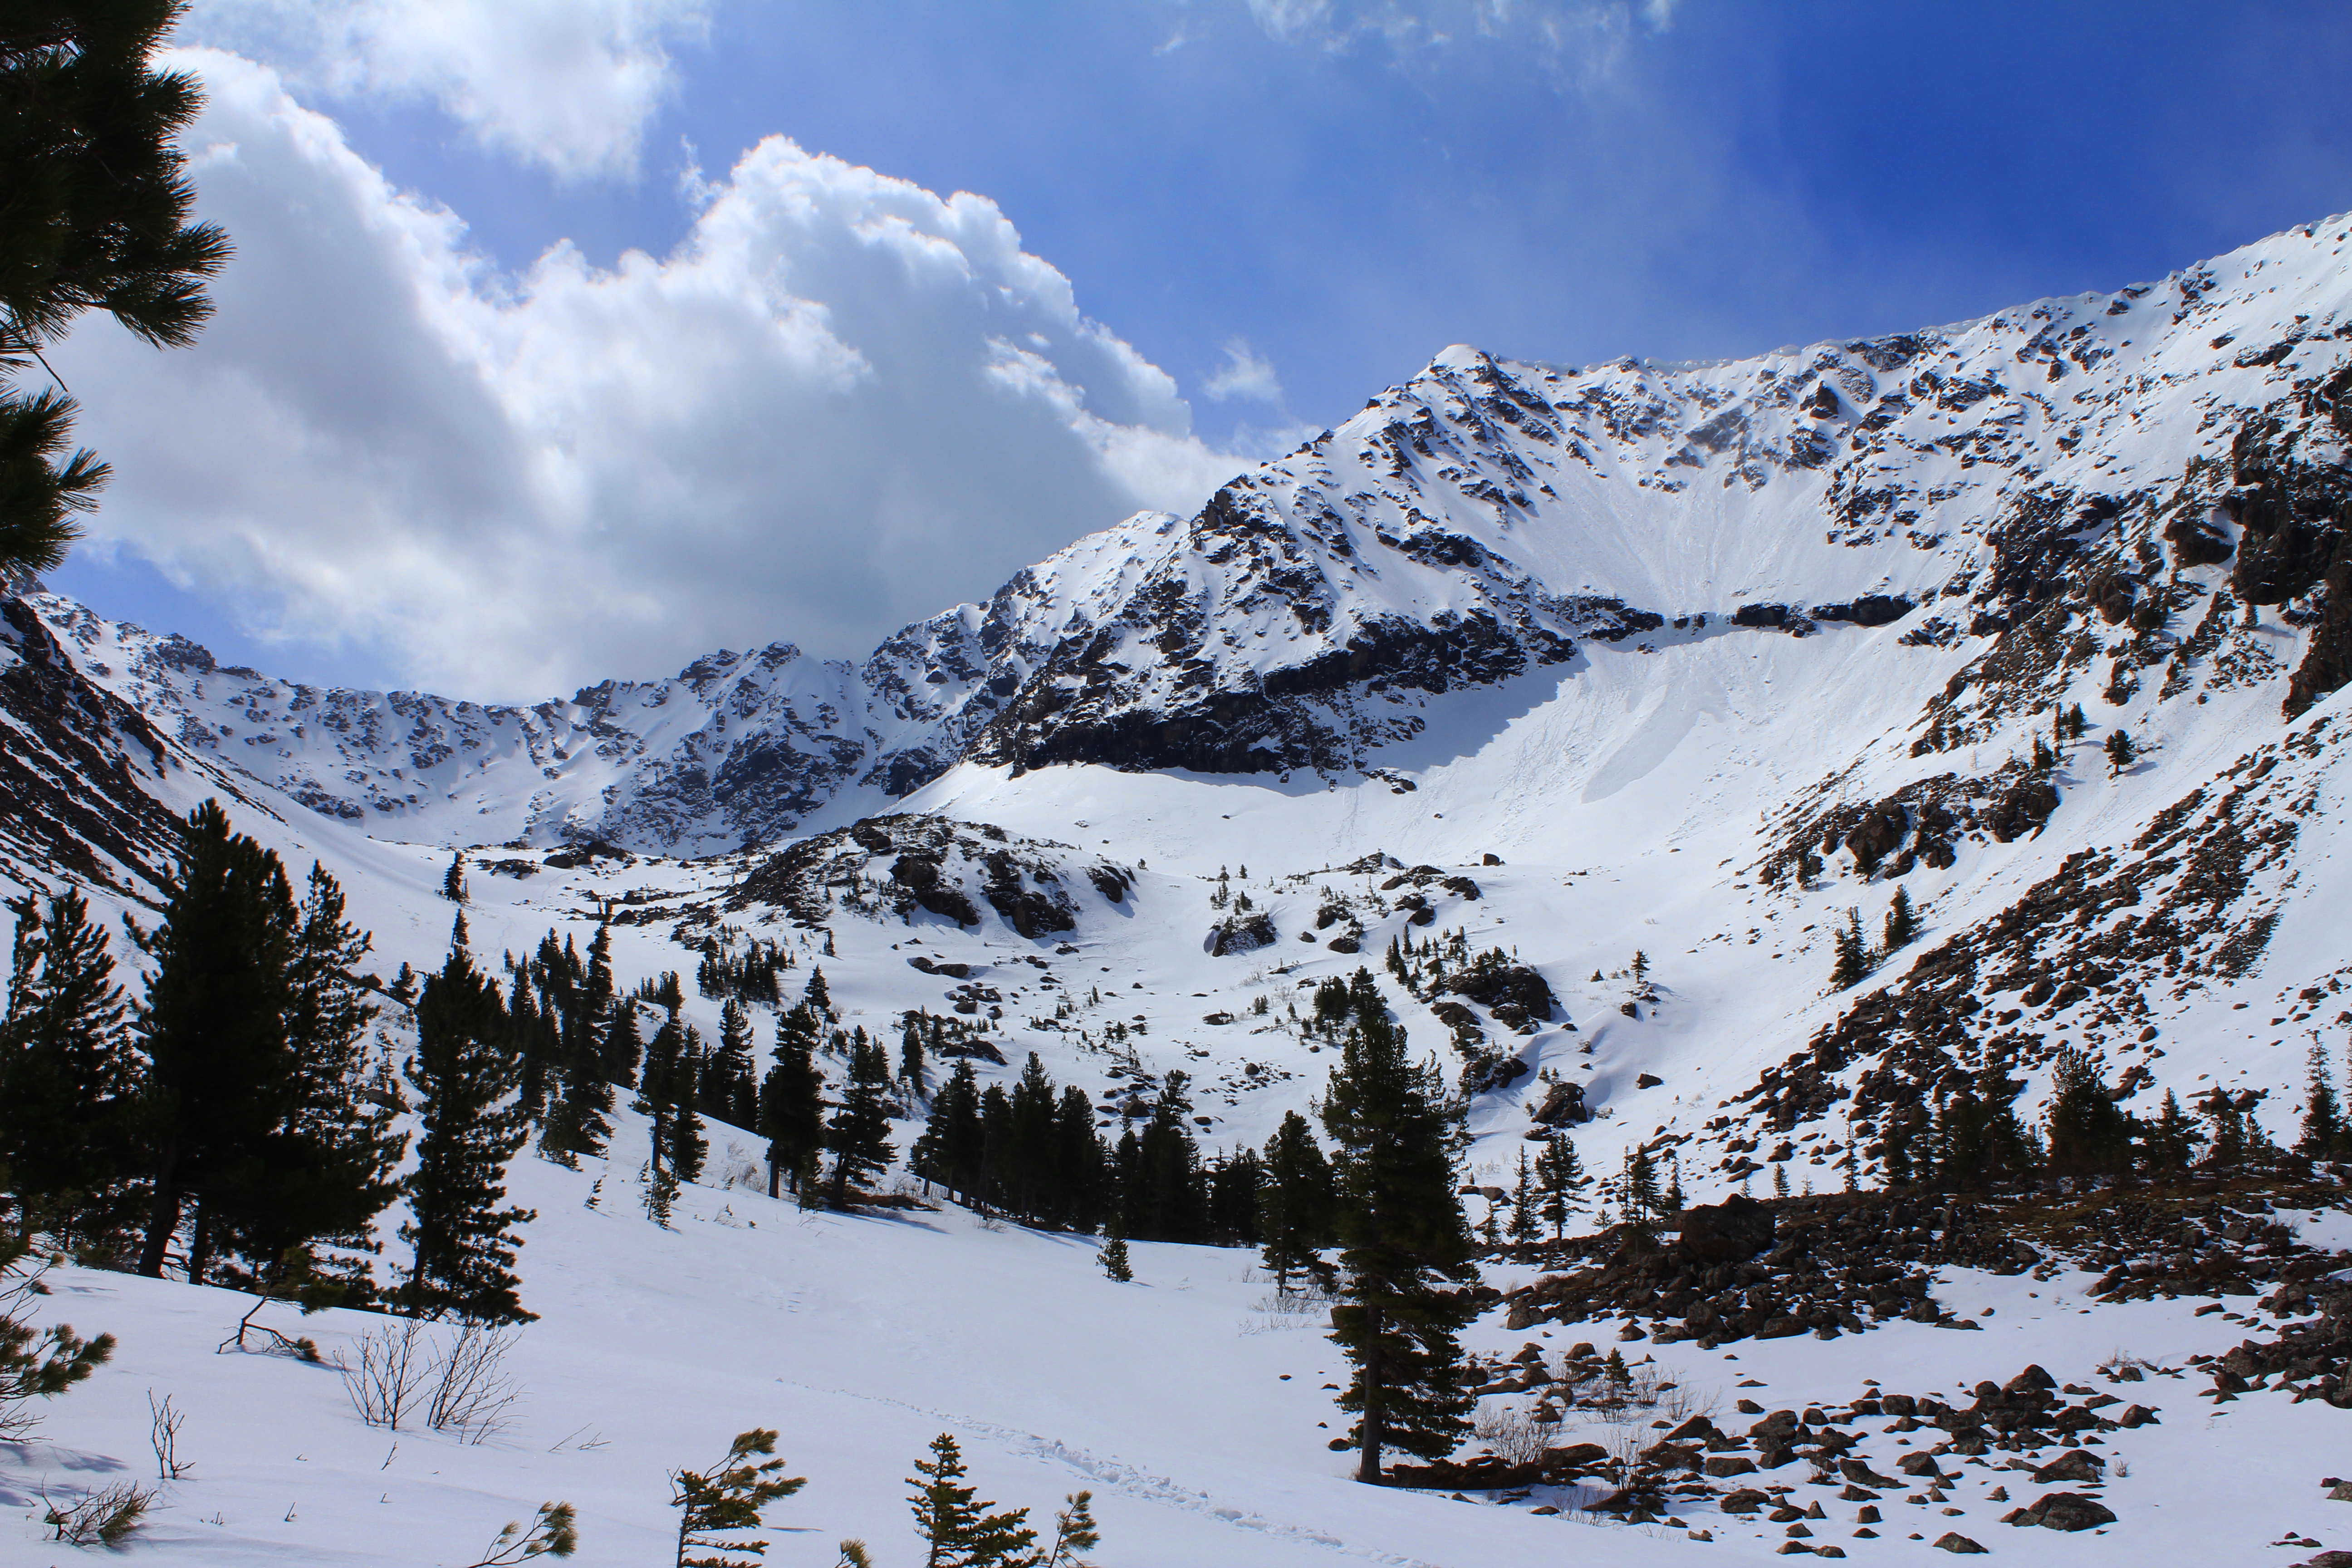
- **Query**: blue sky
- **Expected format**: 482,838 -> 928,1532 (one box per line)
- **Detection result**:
46,0 -> 2352,697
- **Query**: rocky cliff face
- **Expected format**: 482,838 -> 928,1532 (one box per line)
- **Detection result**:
22,215 -> 2352,856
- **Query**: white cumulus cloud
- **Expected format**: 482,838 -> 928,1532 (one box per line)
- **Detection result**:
184,0 -> 710,180
50,49 -> 1247,699
1202,338 -> 1284,404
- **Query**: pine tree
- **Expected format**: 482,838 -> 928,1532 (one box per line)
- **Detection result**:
1257,1111 -> 1334,1294
1042,1491 -> 1101,1567
803,966 -> 832,1016
1319,970 -> 1477,1482
759,1007 -> 826,1198
598,1003 -> 644,1090
442,851 -> 468,903
2302,1044 -> 2343,1157
0,2 -> 233,577
1829,908 -> 1869,990
1882,886 -> 1921,951
2043,1047 -> 2134,1178
1097,1231 -> 1132,1282
0,886 -> 140,1248
706,1001 -> 757,1129
668,1427 -> 804,1568
1621,1147 -> 1661,1226
539,1057 -> 614,1169
826,1034 -> 896,1204
644,1159 -> 678,1227
2032,733 -> 2056,770
900,1019 -> 928,1106
1771,1163 -> 1789,1200
907,1433 -> 1037,1568
1506,1151 -> 1538,1245
401,921 -> 535,1323
1534,1135 -> 1586,1240
128,799 -> 298,1279
2104,728 -> 2136,774
2141,1090 -> 2203,1170
1,1224 -> 115,1439
222,862 -> 404,1300
639,1014 -> 688,1173
910,1060 -> 984,1208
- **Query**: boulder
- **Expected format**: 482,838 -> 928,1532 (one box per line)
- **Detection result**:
2018,1492 -> 2116,1532
1529,1079 -> 1589,1126
1839,1459 -> 1898,1488
2030,1450 -> 2103,1485
1932,1533 -> 1987,1553
1679,1193 -> 1776,1262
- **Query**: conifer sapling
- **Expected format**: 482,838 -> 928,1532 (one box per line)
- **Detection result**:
669,1428 -> 804,1568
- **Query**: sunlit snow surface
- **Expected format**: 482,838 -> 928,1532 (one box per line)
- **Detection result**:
6,215 -> 2352,1562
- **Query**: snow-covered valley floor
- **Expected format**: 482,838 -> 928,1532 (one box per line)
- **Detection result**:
10,1122 -> 2350,1567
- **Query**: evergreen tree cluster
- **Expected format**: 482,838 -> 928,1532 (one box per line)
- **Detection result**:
1870,1044 -> 2303,1192
909,1053 -> 1343,1252
0,801 -> 552,1320
696,935 -> 790,1008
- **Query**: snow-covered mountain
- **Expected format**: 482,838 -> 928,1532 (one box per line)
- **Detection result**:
9,212 -> 2352,1568
28,215 -> 2349,860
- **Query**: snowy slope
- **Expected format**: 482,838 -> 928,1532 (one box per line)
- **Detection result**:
5,213 -> 2352,1567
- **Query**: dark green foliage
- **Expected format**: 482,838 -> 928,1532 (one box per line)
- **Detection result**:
802,966 -> 832,1016
1533,1134 -> 1586,1239
0,886 -> 139,1248
907,1432 -> 1037,1568
705,1000 -> 758,1130
1882,886 -> 1921,951
826,1033 -> 895,1203
900,1019 -> 927,1102
910,1059 -> 985,1206
1207,1146 -> 1263,1249
402,922 -> 534,1323
1506,1151 -> 1538,1244
460,1501 -> 578,1567
442,852 -> 467,903
2043,1048 -> 2135,1178
538,1054 -> 613,1169
1,1224 -> 114,1437
2302,1044 -> 2343,1157
1932,1060 -> 2039,1191
759,1005 -> 826,1198
1318,969 -> 1476,1481
2141,1090 -> 2203,1169
669,1428 -> 804,1568
1043,1490 -> 1100,1567
1120,1070 -> 1208,1243
695,936 -> 785,1007
1097,1231 -> 1131,1282
1829,907 -> 1869,990
1257,1110 -> 1334,1291
219,862 -> 405,1302
0,1 -> 231,575
129,800 -> 297,1279
598,1001 -> 643,1091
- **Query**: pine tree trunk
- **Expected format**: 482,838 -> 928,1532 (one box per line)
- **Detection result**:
1357,1299 -> 1385,1483
767,1157 -> 780,1200
137,1140 -> 183,1278
187,1200 -> 216,1286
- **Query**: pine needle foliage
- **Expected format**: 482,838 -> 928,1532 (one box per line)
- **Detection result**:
461,1502 -> 578,1567
1318,969 -> 1477,1482
0,1 -> 232,576
0,1223 -> 113,1438
907,1433 -> 1037,1568
670,1428 -> 804,1568
401,920 -> 534,1323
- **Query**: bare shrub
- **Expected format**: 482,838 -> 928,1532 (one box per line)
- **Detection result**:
41,1479 -> 157,1545
427,1326 -> 524,1443
148,1390 -> 191,1480
1471,1403 -> 1547,1468
338,1318 -> 432,1431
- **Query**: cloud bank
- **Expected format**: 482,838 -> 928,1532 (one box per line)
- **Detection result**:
50,49 -> 1246,699
186,0 -> 710,181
